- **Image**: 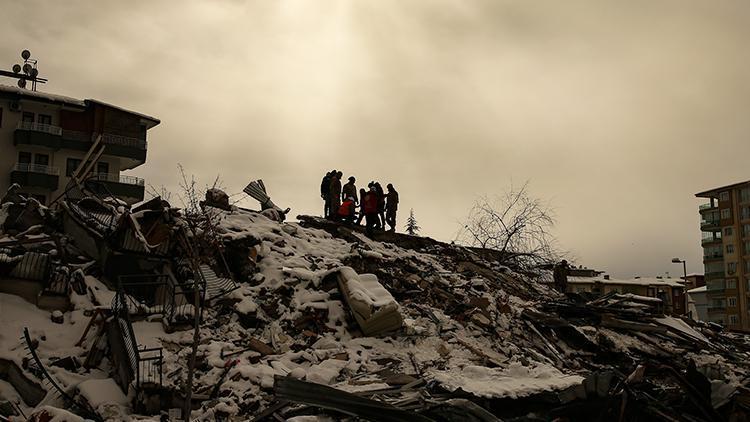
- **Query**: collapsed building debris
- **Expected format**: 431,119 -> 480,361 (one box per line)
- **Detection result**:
2,184 -> 750,421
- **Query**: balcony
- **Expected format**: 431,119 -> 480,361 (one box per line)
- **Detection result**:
61,131 -> 147,162
702,236 -> 722,245
10,163 -> 60,190
699,203 -> 718,211
84,173 -> 145,203
707,307 -> 726,314
700,219 -> 721,230
703,252 -> 724,261
14,122 -> 63,149
705,270 -> 725,279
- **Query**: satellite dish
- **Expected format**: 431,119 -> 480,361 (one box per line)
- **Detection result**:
12,64 -> 21,73
18,79 -> 26,88
29,68 -> 38,78
21,50 -> 31,60
22,64 -> 32,74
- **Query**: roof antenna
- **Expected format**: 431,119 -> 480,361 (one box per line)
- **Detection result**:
0,49 -> 48,91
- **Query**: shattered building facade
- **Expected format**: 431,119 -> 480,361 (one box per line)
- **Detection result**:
567,274 -> 687,316
0,84 -> 160,205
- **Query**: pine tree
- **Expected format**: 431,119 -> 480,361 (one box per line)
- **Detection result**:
404,208 -> 420,235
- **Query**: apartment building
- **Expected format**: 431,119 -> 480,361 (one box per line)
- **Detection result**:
0,84 -> 159,205
696,180 -> 750,330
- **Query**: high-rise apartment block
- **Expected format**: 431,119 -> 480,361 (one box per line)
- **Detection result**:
696,180 -> 750,330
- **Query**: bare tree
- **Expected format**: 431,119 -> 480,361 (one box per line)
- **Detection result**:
175,164 -> 226,421
459,181 -> 563,272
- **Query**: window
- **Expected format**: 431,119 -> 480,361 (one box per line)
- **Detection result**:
22,112 -> 34,123
728,297 -> 738,307
37,114 -> 52,125
744,224 -> 750,237
721,208 -> 731,219
745,241 -> 750,255
66,158 -> 82,177
743,206 -> 750,220
728,262 -> 737,275
34,153 -> 49,166
729,315 -> 739,325
96,162 -> 109,175
727,279 -> 737,289
745,260 -> 750,273
0,107 -> 3,128
721,191 -> 730,202
727,244 -> 735,254
725,227 -> 734,236
741,188 -> 750,203
18,151 -> 31,164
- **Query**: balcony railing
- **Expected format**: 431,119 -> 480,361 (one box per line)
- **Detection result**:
90,173 -> 145,186
707,306 -> 726,313
700,220 -> 721,229
101,133 -> 147,149
702,236 -> 721,244
707,281 -> 726,291
12,163 -> 60,175
699,203 -> 717,211
16,121 -> 62,136
61,130 -> 147,150
703,252 -> 724,260
705,270 -> 725,279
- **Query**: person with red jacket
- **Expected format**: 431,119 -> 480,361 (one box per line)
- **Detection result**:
337,196 -> 356,224
362,187 -> 380,237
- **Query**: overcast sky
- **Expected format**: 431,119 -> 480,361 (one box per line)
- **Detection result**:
2,1 -> 749,278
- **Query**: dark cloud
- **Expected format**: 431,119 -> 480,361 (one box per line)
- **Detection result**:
2,0 -> 749,277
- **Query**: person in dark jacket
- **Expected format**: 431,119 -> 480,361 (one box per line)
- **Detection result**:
356,188 -> 366,225
374,182 -> 385,229
320,170 -> 335,217
385,183 -> 399,232
553,260 -> 569,293
362,186 -> 380,237
328,171 -> 343,219
342,176 -> 358,205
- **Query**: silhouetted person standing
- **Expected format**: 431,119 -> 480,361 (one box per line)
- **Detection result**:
363,186 -> 379,237
328,171 -> 342,220
320,170 -> 334,217
385,183 -> 399,232
374,182 -> 385,229
553,260 -> 569,293
342,176 -> 358,205
356,188 -> 366,225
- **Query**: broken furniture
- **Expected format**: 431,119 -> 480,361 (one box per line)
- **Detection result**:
337,266 -> 403,336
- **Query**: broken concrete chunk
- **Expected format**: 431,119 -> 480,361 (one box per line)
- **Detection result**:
51,310 -> 64,324
202,188 -> 231,211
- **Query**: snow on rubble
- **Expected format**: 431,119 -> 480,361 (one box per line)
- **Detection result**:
3,200 -> 750,421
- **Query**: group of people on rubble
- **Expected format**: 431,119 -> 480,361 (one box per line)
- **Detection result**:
320,170 -> 399,236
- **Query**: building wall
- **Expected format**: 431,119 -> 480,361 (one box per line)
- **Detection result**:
687,291 -> 708,322
567,281 -> 684,314
699,182 -> 750,331
0,96 -> 144,205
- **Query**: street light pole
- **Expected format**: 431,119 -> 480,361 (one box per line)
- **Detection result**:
672,257 -> 688,315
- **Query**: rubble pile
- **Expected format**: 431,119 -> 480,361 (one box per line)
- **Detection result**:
1,187 -> 750,421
